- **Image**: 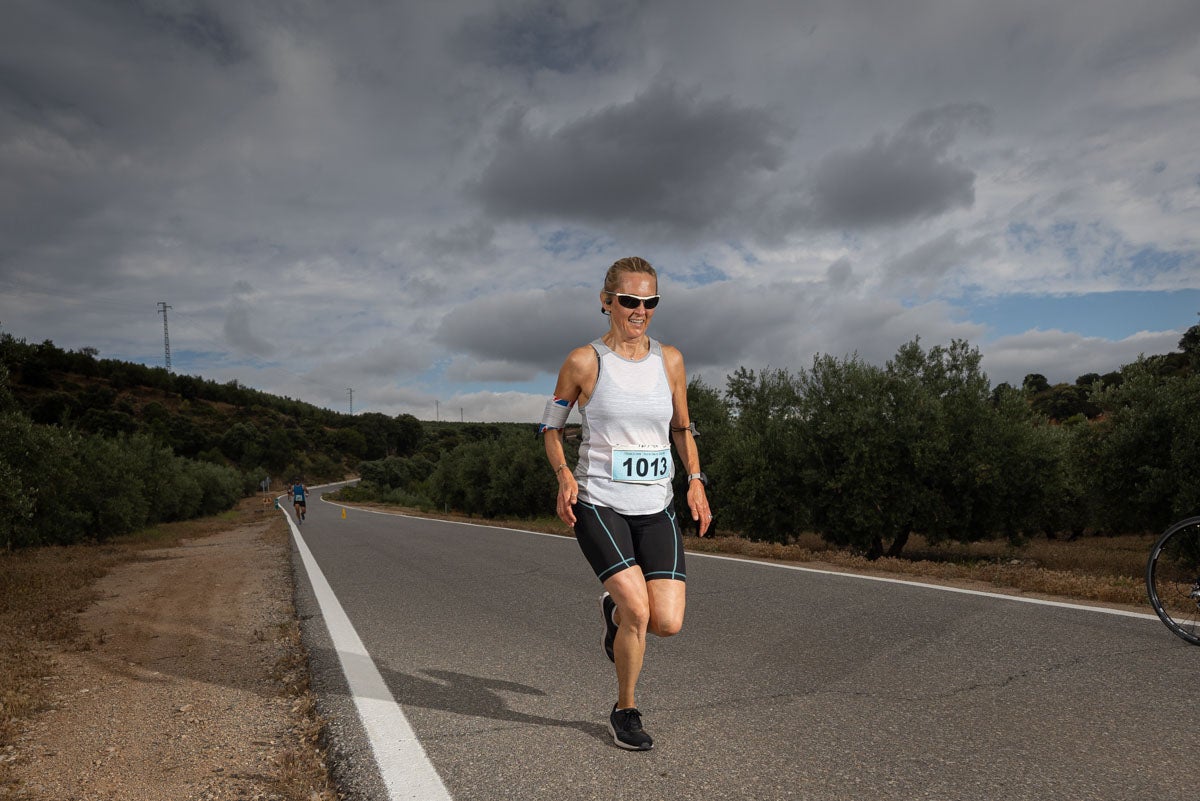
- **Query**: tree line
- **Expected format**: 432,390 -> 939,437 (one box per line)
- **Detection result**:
0,333 -> 505,549
346,327 -> 1199,559
693,335 -> 1198,557
0,333 -> 417,549
5,325 -> 1196,558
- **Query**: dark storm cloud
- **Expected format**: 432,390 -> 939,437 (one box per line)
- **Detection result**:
223,301 -> 275,357
223,283 -> 275,357
826,258 -> 859,293
436,288 -> 598,373
445,358 -> 540,383
0,0 -> 259,288
649,282 -> 805,370
474,84 -> 788,233
107,0 -> 245,65
453,0 -> 612,73
809,103 -> 992,228
881,231 -> 996,295
436,281 -> 807,376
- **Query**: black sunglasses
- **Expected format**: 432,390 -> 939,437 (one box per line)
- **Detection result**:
607,292 -> 661,310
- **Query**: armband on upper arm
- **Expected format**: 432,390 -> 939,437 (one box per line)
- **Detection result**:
537,396 -> 573,434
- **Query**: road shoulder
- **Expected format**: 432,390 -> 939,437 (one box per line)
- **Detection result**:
4,514 -> 334,801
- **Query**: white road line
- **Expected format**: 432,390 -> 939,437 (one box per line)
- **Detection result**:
285,509 -> 452,801
322,499 -> 1158,622
691,550 -> 1159,620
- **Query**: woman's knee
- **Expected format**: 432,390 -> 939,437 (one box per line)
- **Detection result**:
618,596 -> 651,632
606,577 -> 651,632
649,610 -> 683,638
644,579 -> 686,637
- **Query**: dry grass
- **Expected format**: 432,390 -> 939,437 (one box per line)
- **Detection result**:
0,496 -> 337,801
264,516 -> 340,801
0,543 -> 130,763
270,615 -> 339,801
680,530 -> 1152,608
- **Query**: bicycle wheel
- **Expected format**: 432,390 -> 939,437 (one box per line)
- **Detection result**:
1146,516 -> 1200,645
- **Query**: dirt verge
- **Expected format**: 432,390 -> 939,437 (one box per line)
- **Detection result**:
1,508 -> 335,801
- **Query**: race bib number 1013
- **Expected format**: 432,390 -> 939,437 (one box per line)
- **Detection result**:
611,445 -> 671,483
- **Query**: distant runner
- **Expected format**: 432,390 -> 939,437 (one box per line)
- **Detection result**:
291,480 -> 308,522
540,256 -> 712,751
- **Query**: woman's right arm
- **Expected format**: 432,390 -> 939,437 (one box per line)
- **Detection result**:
542,347 -> 594,527
544,430 -> 577,527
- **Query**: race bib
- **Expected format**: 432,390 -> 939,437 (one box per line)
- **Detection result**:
611,444 -> 671,483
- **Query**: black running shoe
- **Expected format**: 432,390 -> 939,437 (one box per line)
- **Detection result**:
600,592 -> 617,662
608,704 -> 653,751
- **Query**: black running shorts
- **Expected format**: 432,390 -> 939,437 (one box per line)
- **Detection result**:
572,501 -> 686,583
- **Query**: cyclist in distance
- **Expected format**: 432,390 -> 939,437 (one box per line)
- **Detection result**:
540,256 -> 712,751
291,479 -> 308,522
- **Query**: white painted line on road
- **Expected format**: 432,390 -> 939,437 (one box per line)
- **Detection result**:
323,499 -> 1158,623
319,496 -> 564,538
285,509 -> 452,801
690,550 -> 1160,621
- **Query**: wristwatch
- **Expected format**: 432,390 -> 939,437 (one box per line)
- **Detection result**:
686,472 -> 707,486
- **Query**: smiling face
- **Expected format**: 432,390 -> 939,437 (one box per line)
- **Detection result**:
602,271 -> 658,343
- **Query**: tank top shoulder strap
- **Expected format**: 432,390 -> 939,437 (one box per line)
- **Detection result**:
589,338 -> 607,382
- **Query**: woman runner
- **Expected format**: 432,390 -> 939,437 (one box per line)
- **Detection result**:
540,256 -> 712,750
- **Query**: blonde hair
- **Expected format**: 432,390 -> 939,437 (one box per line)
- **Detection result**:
603,256 -> 657,294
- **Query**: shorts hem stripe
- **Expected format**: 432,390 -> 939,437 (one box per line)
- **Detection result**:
597,560 -> 636,581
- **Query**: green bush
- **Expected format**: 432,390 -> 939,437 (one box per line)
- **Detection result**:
0,411 -> 245,549
358,455 -> 436,490
1087,364 -> 1200,531
709,368 -> 807,543
428,433 -> 555,519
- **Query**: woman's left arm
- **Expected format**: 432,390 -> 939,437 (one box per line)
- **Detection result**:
664,346 -> 712,537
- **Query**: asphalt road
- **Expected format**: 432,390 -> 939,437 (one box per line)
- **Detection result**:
291,484 -> 1198,801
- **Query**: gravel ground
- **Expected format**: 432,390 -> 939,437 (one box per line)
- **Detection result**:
4,517 -> 322,801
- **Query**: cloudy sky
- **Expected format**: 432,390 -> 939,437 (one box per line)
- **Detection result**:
2,0 -> 1198,422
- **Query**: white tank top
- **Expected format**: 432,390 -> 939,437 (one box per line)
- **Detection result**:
576,337 -> 675,514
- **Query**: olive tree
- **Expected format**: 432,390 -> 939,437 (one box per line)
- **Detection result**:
711,368 -> 808,543
795,352 -> 916,558
795,339 -> 1043,557
1088,362 -> 1200,531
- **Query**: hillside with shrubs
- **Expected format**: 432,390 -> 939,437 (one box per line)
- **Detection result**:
0,333 -> 420,548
